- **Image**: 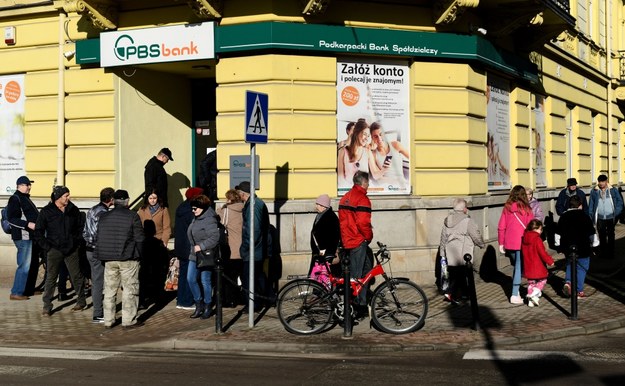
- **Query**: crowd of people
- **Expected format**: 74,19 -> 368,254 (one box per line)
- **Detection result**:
5,144 -> 625,326
5,147 -> 280,329
439,174 -> 624,308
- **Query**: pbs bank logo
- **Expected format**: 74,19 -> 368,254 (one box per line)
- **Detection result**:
113,34 -> 198,62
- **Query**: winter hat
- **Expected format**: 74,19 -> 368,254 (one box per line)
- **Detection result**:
235,181 -> 251,194
566,178 -> 578,187
316,194 -> 331,208
113,189 -> 129,200
597,174 -> 608,182
51,186 -> 70,201
185,187 -> 204,200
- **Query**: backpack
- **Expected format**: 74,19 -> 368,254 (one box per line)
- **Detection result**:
1,206 -> 11,234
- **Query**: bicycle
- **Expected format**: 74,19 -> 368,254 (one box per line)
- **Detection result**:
276,242 -> 428,335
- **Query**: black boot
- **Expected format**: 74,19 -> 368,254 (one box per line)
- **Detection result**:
190,301 -> 204,319
200,302 -> 212,319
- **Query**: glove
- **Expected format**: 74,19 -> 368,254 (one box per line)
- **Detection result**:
499,245 -> 505,254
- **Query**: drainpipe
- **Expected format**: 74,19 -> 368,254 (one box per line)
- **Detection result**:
57,11 -> 66,185
606,0 -> 613,178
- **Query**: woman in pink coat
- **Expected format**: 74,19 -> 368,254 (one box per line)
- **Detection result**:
498,185 -> 534,305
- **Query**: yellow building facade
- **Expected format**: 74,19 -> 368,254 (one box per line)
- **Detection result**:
1,0 -> 624,283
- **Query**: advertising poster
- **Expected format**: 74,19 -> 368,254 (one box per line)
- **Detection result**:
486,74 -> 511,190
0,74 -> 26,195
336,59 -> 410,195
533,95 -> 547,187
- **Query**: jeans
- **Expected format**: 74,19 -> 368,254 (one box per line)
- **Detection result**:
11,240 -> 32,296
86,250 -> 105,318
103,260 -> 140,327
507,250 -> 522,297
176,259 -> 194,306
187,261 -> 212,306
565,256 -> 590,293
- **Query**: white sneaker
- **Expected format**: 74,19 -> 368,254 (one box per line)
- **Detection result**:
528,296 -> 540,307
510,295 -> 523,305
529,288 -> 542,298
176,305 -> 195,310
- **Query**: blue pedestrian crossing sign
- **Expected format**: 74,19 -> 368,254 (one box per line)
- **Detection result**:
245,91 -> 268,144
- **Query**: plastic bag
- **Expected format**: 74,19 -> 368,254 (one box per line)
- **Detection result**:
164,257 -> 180,291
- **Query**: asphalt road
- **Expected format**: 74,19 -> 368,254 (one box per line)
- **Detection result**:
2,330 -> 625,386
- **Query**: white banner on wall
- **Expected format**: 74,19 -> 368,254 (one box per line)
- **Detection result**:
100,22 -> 215,67
0,74 -> 26,195
533,95 -> 547,187
336,59 -> 411,195
486,74 -> 511,190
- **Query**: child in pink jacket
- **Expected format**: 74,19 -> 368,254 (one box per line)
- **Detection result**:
521,219 -> 554,307
498,185 -> 534,305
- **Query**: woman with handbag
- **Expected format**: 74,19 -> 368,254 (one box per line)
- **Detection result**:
187,194 -> 220,319
498,185 -> 534,305
308,194 -> 341,284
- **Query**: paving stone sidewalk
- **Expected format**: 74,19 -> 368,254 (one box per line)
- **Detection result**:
2,226 -> 625,354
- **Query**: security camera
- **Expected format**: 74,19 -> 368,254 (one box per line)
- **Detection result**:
63,50 -> 75,59
477,28 -> 487,36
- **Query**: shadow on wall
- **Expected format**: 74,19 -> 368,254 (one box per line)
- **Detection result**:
167,172 -> 190,227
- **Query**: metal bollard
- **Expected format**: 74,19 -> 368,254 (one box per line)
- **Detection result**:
464,253 -> 480,331
342,253 -> 352,338
214,255 -> 224,334
568,245 -> 578,320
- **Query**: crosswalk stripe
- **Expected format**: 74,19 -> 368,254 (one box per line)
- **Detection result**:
0,347 -> 121,361
0,365 -> 60,377
463,349 -> 578,361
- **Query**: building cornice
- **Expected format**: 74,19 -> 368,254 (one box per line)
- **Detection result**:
59,0 -> 117,30
433,0 -> 479,25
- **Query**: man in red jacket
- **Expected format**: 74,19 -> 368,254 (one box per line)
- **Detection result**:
338,171 -> 373,319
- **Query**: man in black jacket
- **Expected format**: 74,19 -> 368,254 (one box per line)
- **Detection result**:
95,190 -> 145,329
34,186 -> 87,316
144,147 -> 172,207
7,176 -> 39,300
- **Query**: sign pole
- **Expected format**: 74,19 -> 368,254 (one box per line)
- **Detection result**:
244,90 -> 268,328
248,143 -> 256,327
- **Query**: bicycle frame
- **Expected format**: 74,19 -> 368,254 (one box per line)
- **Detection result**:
321,245 -> 388,298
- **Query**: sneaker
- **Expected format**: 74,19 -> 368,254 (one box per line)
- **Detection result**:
529,288 -> 542,298
510,295 -> 523,305
443,294 -> 460,305
577,291 -> 586,299
563,283 -> 571,298
176,305 -> 195,311
528,296 -> 540,307
92,316 -> 105,324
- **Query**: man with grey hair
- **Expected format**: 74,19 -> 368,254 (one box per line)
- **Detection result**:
339,171 -> 373,320
439,198 -> 484,304
95,189 -> 145,329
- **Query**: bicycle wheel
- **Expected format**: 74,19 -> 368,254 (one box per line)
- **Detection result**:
370,279 -> 428,334
277,279 -> 334,335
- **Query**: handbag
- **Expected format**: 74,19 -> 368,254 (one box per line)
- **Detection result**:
196,247 -> 218,269
164,257 -> 179,291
